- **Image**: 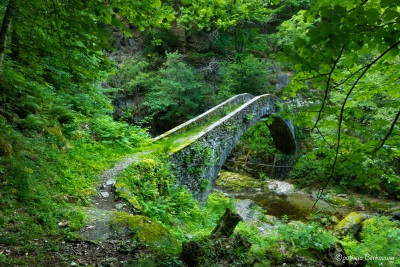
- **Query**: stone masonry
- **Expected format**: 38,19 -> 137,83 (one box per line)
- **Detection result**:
155,94 -> 296,205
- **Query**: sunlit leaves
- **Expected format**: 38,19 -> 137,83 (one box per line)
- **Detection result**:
177,0 -> 271,31
106,0 -> 175,30
278,0 -> 400,193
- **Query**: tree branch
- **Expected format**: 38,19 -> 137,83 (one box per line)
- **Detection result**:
373,110 -> 400,153
313,39 -> 400,207
312,44 -> 346,130
346,0 -> 369,14
314,126 -> 334,149
349,21 -> 400,36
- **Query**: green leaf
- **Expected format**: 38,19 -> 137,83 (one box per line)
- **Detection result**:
382,8 -> 399,22
381,0 -> 397,8
365,8 -> 380,24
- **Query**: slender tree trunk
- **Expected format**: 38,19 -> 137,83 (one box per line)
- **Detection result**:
0,0 -> 16,73
10,26 -> 19,60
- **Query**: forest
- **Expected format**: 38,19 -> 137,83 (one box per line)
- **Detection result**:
0,0 -> 399,266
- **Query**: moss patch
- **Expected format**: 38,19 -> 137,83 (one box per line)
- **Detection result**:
111,212 -> 179,254
216,171 -> 263,191
333,212 -> 362,238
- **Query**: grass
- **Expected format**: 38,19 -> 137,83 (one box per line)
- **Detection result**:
0,114 -> 152,247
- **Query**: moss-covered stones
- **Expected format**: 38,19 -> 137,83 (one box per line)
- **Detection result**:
111,212 -> 178,252
75,208 -> 177,253
215,171 -> 263,191
333,212 -> 363,237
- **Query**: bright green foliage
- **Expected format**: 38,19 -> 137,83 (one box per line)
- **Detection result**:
232,121 -> 277,175
290,153 -> 328,187
236,219 -> 335,265
0,115 -> 151,244
89,115 -> 150,147
269,10 -> 312,58
278,0 -> 400,195
178,0 -> 272,31
278,221 -> 334,252
144,52 -> 212,124
115,155 -> 235,239
219,54 -> 274,98
104,0 -> 175,32
108,57 -> 151,95
341,217 -> 400,266
0,0 -> 174,246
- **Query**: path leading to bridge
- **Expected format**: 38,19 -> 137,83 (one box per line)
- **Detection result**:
72,93 -> 296,262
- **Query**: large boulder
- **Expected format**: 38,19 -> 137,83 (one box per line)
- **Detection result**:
333,212 -> 363,238
74,208 -> 177,253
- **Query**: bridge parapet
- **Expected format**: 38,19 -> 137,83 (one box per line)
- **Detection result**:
154,93 -> 254,141
167,94 -> 296,204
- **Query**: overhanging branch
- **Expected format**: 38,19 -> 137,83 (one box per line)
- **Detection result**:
373,110 -> 400,153
312,44 -> 346,131
313,39 -> 400,207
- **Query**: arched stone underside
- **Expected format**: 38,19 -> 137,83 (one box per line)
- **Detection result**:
265,115 -> 296,154
155,94 -> 296,205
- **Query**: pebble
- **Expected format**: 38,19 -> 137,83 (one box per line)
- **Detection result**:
106,179 -> 116,186
100,192 -> 110,198
115,203 -> 125,210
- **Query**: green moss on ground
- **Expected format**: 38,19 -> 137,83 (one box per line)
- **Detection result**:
111,212 -> 179,254
215,170 -> 263,191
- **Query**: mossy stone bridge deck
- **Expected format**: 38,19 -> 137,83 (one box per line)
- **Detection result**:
154,94 -> 296,204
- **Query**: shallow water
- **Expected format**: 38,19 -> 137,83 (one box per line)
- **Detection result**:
232,191 -> 344,221
216,171 -> 348,221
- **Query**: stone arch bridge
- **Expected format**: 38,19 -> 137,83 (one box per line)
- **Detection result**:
154,94 -> 296,204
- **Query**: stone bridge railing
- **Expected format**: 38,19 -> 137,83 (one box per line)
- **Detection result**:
154,93 -> 254,141
155,94 -> 296,204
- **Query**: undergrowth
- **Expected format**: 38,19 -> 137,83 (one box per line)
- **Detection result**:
0,114 -> 151,245
0,63 -> 152,246
116,156 -> 235,242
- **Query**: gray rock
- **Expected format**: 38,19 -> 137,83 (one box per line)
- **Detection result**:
106,179 -> 116,186
100,191 -> 110,198
115,203 -> 125,210
235,199 -> 262,222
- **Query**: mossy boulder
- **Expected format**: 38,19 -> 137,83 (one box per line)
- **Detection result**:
75,208 -> 178,254
215,171 -> 263,191
333,212 -> 363,238
115,183 -> 143,212
111,212 -> 178,253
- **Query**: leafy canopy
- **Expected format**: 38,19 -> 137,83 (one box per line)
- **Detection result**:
278,0 -> 400,194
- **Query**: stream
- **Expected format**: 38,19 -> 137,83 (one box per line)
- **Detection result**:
215,170 -> 352,221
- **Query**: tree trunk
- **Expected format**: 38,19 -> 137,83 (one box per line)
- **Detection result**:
0,0 -> 16,73
10,26 -> 19,60
211,208 -> 242,238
